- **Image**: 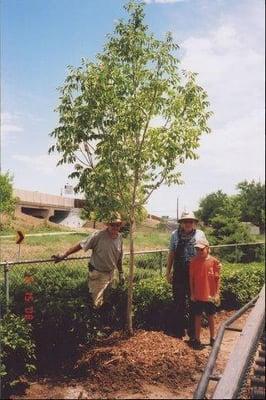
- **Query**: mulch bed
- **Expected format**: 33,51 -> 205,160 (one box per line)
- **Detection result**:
74,330 -> 209,396
11,311 -> 238,399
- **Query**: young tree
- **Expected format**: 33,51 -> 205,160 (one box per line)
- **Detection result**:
49,1 -> 211,334
195,190 -> 230,225
208,213 -> 253,263
236,180 -> 265,233
196,189 -> 244,226
209,214 -> 252,245
0,172 -> 16,217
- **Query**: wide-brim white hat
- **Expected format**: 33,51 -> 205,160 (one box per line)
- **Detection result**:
178,211 -> 198,223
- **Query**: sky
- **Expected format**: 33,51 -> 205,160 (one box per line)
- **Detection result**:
1,0 -> 265,218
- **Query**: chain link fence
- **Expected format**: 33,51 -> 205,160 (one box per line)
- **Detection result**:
0,242 -> 264,315
210,242 -> 265,263
0,231 -> 87,262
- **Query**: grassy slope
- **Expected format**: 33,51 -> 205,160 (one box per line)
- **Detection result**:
1,213 -> 263,262
0,212 -> 170,261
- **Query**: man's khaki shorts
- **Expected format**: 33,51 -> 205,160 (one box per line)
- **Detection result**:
88,269 -> 114,308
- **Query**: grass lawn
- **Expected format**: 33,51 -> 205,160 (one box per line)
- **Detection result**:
0,227 -> 171,262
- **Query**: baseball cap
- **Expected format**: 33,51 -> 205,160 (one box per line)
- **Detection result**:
195,239 -> 209,249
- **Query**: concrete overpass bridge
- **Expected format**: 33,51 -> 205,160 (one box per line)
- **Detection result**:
14,189 -> 85,222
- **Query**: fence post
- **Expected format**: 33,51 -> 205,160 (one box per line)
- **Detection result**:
4,263 -> 10,313
234,244 -> 238,263
159,251 -> 163,276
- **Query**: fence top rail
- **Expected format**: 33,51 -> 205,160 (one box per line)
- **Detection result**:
0,249 -> 168,266
0,242 -> 264,267
210,241 -> 264,248
0,231 -> 84,239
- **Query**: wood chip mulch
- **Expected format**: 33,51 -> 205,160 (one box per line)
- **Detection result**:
74,330 -> 209,395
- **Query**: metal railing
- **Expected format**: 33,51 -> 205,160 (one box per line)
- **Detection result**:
193,285 -> 265,399
0,242 -> 264,314
0,241 -> 264,263
213,285 -> 265,399
0,249 -> 168,311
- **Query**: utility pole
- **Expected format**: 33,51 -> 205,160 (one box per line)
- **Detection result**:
176,195 -> 179,223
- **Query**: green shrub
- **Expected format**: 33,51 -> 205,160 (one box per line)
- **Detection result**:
133,275 -> 172,330
221,263 -> 265,308
134,267 -> 161,281
211,244 -> 265,263
0,313 -> 36,396
7,263 -> 109,370
134,252 -> 167,270
6,263 -> 130,370
1,260 -> 264,375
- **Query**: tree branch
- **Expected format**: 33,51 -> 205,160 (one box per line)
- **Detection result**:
138,61 -> 162,154
74,153 -> 90,168
142,175 -> 166,204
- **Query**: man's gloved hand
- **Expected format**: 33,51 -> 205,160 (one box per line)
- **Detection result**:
119,272 -> 125,285
51,254 -> 65,263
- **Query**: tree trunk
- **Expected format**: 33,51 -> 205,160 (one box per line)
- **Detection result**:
126,217 -> 136,336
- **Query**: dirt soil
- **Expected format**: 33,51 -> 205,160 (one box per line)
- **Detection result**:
10,310 -> 250,400
2,212 -> 65,232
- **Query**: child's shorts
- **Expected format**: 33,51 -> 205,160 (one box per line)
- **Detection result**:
192,301 -> 216,316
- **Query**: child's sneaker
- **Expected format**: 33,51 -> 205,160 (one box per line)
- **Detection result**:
192,340 -> 205,350
210,337 -> 215,347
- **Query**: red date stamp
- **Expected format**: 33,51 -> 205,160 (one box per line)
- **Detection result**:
24,274 -> 35,321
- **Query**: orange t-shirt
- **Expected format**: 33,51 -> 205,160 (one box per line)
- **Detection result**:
189,255 -> 221,302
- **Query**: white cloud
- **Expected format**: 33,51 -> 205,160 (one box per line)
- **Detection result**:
12,153 -> 71,175
176,2 -> 264,209
180,4 -> 265,127
148,1 -> 265,216
1,112 -> 24,136
7,153 -> 78,196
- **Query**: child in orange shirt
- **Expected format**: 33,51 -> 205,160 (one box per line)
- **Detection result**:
189,239 -> 221,350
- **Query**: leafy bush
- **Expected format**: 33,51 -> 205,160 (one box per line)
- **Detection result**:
6,263 -> 110,371
0,313 -> 36,396
220,263 -> 265,308
134,267 -> 161,281
211,243 -> 265,264
1,260 -> 264,375
134,252 -> 167,271
133,275 -> 172,330
0,172 -> 16,217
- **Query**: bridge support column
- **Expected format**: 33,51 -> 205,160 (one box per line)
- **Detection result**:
15,205 -> 22,215
46,208 -> 54,220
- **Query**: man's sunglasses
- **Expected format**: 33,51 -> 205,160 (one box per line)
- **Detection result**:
110,223 -> 121,228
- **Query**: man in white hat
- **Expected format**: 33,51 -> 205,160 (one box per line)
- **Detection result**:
52,213 -> 124,309
166,211 -> 207,342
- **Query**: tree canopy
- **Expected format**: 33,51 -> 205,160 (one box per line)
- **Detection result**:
49,0 -> 211,333
0,172 -> 16,217
236,180 -> 265,233
196,180 -> 265,234
195,190 -> 234,225
49,1 -> 211,221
